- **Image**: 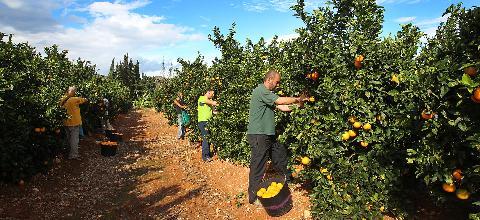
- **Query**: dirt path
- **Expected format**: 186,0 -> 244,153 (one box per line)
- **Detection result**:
0,109 -> 311,219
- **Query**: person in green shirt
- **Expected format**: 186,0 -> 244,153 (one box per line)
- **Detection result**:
197,89 -> 218,162
247,70 -> 307,204
174,92 -> 188,140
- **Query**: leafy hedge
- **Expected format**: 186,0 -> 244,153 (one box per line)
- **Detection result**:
153,1 -> 479,218
0,33 -> 132,184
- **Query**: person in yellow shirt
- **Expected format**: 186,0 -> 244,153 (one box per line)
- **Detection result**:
60,86 -> 88,160
197,90 -> 218,162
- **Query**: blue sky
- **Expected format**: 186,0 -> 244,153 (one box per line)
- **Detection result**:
0,0 -> 479,76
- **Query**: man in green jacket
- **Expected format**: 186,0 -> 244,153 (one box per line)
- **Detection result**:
197,90 -> 218,162
247,70 -> 307,204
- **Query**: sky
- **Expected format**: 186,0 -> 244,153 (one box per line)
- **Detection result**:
0,0 -> 479,76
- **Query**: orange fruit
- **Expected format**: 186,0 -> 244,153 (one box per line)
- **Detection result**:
473,87 -> 480,101
465,66 -> 477,77
421,110 -> 434,120
34,128 -> 41,133
391,74 -> 400,84
456,189 -> 470,200
442,183 -> 456,193
348,130 -> 357,138
363,123 -> 372,131
452,169 -> 463,181
355,55 -> 364,62
342,132 -> 350,141
354,60 -> 362,69
348,116 -> 357,124
311,71 -> 319,80
257,188 -> 267,197
472,95 -> 480,103
301,157 -> 311,165
360,141 -> 368,148
353,122 -> 362,129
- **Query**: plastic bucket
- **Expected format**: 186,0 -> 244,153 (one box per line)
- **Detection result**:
257,176 -> 293,217
100,141 -> 118,156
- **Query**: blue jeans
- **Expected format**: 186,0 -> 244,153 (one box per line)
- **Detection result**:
198,121 -> 210,160
177,113 -> 186,139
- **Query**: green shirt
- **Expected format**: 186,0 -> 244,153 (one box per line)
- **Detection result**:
197,96 -> 212,122
247,84 -> 279,135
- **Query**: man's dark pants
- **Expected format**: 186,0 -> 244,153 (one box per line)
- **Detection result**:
198,121 -> 210,161
247,134 -> 289,204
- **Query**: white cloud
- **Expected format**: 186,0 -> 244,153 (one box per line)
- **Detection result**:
0,0 -> 24,9
414,15 -> 449,26
242,0 -> 325,13
413,14 -> 450,42
0,0 -> 65,32
243,1 -> 269,12
1,0 -> 206,76
395,16 -> 416,23
275,33 -> 299,42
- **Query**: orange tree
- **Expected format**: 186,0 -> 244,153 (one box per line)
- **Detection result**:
152,54 -> 211,141
0,33 -> 131,184
407,4 -> 480,217
151,0 -> 480,218
207,25 -> 278,163
275,0 -> 426,218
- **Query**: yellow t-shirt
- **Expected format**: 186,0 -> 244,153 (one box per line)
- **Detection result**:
62,97 -> 87,126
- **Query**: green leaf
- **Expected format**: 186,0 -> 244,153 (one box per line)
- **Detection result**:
458,122 -> 468,132
461,74 -> 479,88
447,81 -> 458,87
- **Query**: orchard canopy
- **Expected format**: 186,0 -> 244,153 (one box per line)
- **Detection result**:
2,0 -> 480,219
153,1 -> 480,218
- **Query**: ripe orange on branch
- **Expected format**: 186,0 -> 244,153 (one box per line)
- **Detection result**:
301,157 -> 311,165
465,66 -> 477,77
348,116 -> 357,124
421,110 -> 434,120
342,132 -> 350,141
472,87 -> 480,102
354,61 -> 362,69
363,123 -> 372,131
452,169 -> 463,181
310,71 -> 319,80
391,74 -> 400,84
456,189 -> 470,200
348,130 -> 357,138
360,141 -> 368,148
355,55 -> 364,62
353,122 -> 362,129
442,183 -> 456,193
